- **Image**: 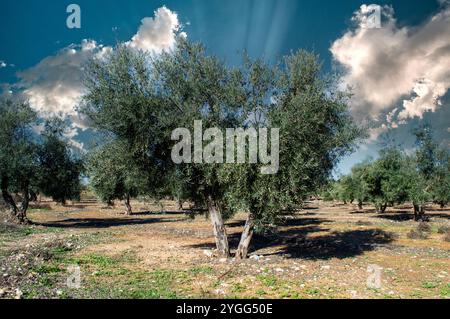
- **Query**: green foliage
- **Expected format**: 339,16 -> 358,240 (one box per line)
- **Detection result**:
0,99 -> 82,222
363,149 -> 429,213
81,44 -> 170,199
220,51 -> 365,230
0,99 -> 39,194
37,118 -> 83,204
87,139 -> 145,205
81,39 -> 364,255
337,131 -> 449,218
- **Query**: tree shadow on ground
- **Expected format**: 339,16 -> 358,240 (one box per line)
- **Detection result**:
349,209 -> 376,215
269,228 -> 395,260
188,224 -> 394,260
188,215 -> 395,260
34,216 -> 184,229
375,211 -> 450,221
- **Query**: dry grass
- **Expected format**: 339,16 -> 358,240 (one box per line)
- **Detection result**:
1,199 -> 449,299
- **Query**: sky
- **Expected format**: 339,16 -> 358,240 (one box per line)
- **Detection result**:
1,0 -> 449,175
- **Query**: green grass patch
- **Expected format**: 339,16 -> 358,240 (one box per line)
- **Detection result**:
422,282 -> 438,289
65,253 -> 116,267
256,274 -> 278,288
189,266 -> 214,275
440,283 -> 450,298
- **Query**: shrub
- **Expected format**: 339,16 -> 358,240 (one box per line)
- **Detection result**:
417,222 -> 431,233
437,225 -> 450,234
443,229 -> 450,242
407,229 -> 429,240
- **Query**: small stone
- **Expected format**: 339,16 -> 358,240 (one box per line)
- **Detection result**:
215,288 -> 226,295
15,289 -> 23,299
219,258 -> 227,263
321,265 -> 331,270
203,250 -> 213,258
275,268 -> 284,273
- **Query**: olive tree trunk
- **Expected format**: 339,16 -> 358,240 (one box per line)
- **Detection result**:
235,213 -> 255,260
206,196 -> 230,258
175,198 -> 183,211
376,203 -> 387,214
413,203 -> 425,221
17,195 -> 29,224
1,176 -> 29,224
2,176 -> 15,215
124,194 -> 132,215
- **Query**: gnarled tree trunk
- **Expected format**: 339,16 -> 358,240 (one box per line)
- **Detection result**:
235,213 -> 255,260
413,203 -> 425,221
175,198 -> 183,211
358,201 -> 363,210
206,196 -> 229,258
124,194 -> 132,215
1,175 -> 18,220
1,176 -> 30,224
16,184 -> 30,224
376,203 -> 387,214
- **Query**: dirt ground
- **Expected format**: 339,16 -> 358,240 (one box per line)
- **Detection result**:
0,199 -> 449,299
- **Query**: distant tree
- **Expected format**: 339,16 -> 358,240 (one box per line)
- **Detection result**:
37,118 -> 83,205
0,100 -> 39,224
81,44 -> 171,202
353,148 -> 430,219
87,140 -> 144,214
0,100 -> 82,224
414,125 -> 450,209
362,149 -> 406,213
414,125 -> 437,181
430,149 -> 450,208
336,163 -> 370,209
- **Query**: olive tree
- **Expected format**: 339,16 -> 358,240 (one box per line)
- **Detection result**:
336,163 -> 370,209
224,52 -> 364,258
87,140 -> 144,214
151,40 -> 246,257
37,118 -> 83,205
0,100 -> 39,223
81,40 -> 363,259
430,149 -> 450,208
414,125 -> 450,208
0,100 -> 82,224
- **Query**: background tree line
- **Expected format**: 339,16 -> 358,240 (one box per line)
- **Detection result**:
0,101 -> 83,224
324,126 -> 450,221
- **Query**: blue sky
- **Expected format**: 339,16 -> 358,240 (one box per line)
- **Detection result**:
1,0 -> 449,175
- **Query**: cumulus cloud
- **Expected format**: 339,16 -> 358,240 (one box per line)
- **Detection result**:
127,6 -> 181,53
7,6 -> 182,150
330,3 -> 450,122
15,39 -> 111,131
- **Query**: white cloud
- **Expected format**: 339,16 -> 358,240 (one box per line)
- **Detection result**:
9,6 -> 182,150
15,40 -> 110,131
330,3 -> 450,121
0,61 -> 7,68
127,6 -> 181,53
